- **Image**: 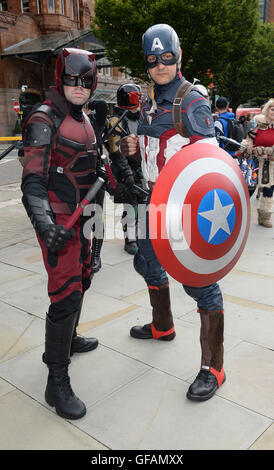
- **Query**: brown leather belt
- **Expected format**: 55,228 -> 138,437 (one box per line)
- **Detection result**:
148,181 -> 155,191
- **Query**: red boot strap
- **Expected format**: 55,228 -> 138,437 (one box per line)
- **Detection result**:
210,367 -> 225,387
148,283 -> 169,291
151,323 -> 175,339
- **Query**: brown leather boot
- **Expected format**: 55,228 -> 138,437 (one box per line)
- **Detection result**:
130,283 -> 175,340
187,309 -> 225,401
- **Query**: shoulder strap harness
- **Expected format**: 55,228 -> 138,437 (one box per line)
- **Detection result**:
172,80 -> 193,138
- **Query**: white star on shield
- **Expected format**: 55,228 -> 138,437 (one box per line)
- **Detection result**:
198,190 -> 234,242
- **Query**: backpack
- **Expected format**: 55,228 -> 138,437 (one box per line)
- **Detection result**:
219,117 -> 244,143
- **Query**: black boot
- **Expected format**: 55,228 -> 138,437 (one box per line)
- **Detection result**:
71,296 -> 99,356
130,284 -> 175,341
124,237 -> 138,255
187,369 -> 226,401
122,210 -> 138,255
44,313 -> 86,419
91,237 -> 103,273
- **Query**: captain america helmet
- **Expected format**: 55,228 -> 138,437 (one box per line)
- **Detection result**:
142,24 -> 180,69
117,83 -> 141,109
55,48 -> 98,93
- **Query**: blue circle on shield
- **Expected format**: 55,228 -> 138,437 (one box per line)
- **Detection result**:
197,189 -> 236,245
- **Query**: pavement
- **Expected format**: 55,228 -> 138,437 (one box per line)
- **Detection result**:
0,157 -> 274,451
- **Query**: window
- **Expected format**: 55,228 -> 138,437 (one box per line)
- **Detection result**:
48,0 -> 55,13
70,0 -> 74,19
37,0 -> 41,13
21,0 -> 29,12
0,1 -> 8,11
60,0 -> 65,15
258,0 -> 271,22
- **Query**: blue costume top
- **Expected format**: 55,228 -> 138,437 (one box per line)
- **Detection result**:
137,74 -> 217,182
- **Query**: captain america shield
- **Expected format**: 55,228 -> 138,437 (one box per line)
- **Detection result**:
149,143 -> 250,287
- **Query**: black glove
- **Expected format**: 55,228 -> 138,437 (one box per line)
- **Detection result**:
42,225 -> 75,252
88,99 -> 108,128
120,166 -> 135,189
113,183 -> 138,205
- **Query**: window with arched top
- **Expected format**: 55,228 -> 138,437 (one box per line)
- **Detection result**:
70,0 -> 74,19
0,1 -> 8,11
60,0 -> 65,15
21,0 -> 29,12
48,0 -> 55,13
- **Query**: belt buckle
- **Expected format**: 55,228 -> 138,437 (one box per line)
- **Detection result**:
173,97 -> 182,106
57,166 -> 64,174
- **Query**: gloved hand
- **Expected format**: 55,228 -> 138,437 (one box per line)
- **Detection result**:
42,225 -> 75,252
120,166 -> 135,189
88,99 -> 108,129
113,183 -> 138,205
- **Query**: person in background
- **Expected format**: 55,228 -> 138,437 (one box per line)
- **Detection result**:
87,99 -> 109,273
215,97 -> 234,155
242,98 -> 274,227
106,83 -> 145,255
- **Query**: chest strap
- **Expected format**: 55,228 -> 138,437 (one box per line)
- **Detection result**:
172,80 -> 193,138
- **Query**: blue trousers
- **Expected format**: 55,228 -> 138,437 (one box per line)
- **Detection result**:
135,200 -> 223,311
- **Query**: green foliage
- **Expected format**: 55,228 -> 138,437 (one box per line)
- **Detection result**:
91,0 -> 268,108
218,22 -> 274,111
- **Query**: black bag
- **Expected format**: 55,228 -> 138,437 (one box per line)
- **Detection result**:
220,117 -> 244,143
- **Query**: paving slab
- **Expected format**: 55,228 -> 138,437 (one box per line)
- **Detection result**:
0,389 -> 107,450
0,243 -> 45,275
80,289 -> 139,325
234,251 -> 274,277
249,423 -> 274,450
91,261 -> 146,298
99,239 -> 133,266
0,343 -> 151,410
0,262 -> 34,286
0,378 -> 14,398
78,368 -> 271,450
219,270 -> 274,306
0,301 -> 44,362
0,204 -> 33,249
0,273 -> 48,318
216,341 -> 274,419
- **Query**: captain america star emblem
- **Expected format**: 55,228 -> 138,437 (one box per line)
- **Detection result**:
149,143 -> 251,287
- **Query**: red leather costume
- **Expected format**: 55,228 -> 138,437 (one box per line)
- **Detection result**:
22,87 -> 98,317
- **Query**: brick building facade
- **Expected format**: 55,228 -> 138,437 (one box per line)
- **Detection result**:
0,0 -> 134,135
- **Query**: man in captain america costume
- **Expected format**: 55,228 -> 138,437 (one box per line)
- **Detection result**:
121,24 -> 226,401
21,48 -> 108,420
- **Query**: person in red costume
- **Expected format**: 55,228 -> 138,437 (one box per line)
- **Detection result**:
244,98 -> 274,227
21,48 -> 104,420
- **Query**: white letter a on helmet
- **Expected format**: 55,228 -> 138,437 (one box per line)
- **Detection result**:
151,37 -> 164,51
